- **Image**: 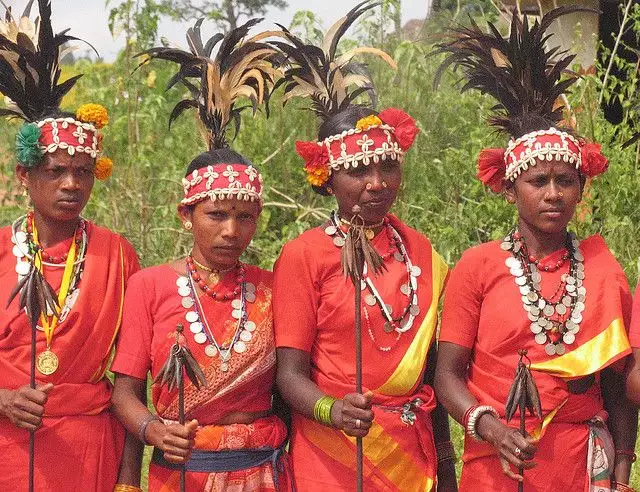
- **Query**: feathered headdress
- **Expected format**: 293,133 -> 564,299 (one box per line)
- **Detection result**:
273,0 -> 418,188
141,18 -> 280,204
140,18 -> 281,151
434,7 -> 608,192
0,0 -> 113,179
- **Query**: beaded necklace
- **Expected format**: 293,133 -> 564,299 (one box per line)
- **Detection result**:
325,211 -> 421,346
176,261 -> 257,372
502,229 -> 586,356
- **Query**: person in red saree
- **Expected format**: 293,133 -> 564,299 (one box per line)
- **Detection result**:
434,8 -> 637,492
110,18 -> 291,492
271,3 -> 458,490
0,2 -> 140,490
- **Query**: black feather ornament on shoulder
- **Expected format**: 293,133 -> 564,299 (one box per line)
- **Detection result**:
138,18 -> 282,150
433,6 -> 596,139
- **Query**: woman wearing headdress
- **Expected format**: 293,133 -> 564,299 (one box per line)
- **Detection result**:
271,2 -> 458,490
0,1 -> 140,490
434,7 -> 637,491
110,17 -> 293,492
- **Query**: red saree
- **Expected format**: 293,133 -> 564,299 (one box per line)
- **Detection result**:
629,284 -> 640,348
0,222 -> 140,491
439,235 -> 631,491
273,215 -> 449,491
111,263 -> 290,492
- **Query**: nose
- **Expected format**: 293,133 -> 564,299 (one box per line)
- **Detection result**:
365,169 -> 385,192
220,218 -> 240,240
544,181 -> 564,201
60,171 -> 81,191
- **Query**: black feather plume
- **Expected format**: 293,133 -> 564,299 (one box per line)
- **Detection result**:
138,18 -> 281,150
0,0 -> 97,122
271,0 -> 396,122
433,7 -> 594,138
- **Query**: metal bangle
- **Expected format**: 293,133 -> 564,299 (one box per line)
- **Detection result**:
137,413 -> 161,446
466,405 -> 499,442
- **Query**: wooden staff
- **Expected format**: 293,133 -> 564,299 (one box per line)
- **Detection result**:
504,349 -> 542,492
154,324 -> 207,492
341,205 -> 386,492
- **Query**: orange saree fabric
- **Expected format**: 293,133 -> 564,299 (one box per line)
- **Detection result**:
0,222 -> 140,491
111,264 -> 290,492
273,215 -> 448,491
440,236 -> 631,491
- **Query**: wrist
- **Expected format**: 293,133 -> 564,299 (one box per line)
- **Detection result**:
143,419 -> 165,448
0,389 -> 11,419
329,399 -> 342,427
475,412 -> 501,443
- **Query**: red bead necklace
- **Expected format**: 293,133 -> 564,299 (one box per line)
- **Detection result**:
26,211 -> 85,264
512,231 -> 569,272
185,255 -> 244,301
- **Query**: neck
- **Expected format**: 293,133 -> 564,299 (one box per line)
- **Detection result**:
517,220 -> 567,259
337,210 -> 386,234
31,210 -> 80,248
190,246 -> 236,273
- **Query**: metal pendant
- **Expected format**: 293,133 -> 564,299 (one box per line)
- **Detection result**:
37,350 -> 59,375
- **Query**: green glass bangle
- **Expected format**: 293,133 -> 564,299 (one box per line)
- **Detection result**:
313,395 -> 337,426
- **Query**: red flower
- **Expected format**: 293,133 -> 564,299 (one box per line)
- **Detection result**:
580,142 -> 609,177
295,140 -> 328,169
378,108 -> 419,151
477,148 -> 506,193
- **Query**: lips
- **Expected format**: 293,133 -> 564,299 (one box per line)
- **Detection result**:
540,209 -> 563,219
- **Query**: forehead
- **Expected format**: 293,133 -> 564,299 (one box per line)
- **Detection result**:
523,158 -> 580,177
41,150 -> 95,169
195,198 -> 261,214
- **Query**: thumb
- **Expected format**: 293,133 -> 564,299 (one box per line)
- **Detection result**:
37,383 -> 54,394
185,419 -> 199,433
363,390 -> 374,403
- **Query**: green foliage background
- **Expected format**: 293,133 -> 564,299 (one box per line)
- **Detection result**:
2,6 -> 640,488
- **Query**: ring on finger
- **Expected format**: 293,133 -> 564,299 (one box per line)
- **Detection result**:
514,446 -> 521,457
355,418 -> 362,429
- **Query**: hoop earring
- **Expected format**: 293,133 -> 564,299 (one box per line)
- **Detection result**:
183,220 -> 193,231
365,183 -> 373,191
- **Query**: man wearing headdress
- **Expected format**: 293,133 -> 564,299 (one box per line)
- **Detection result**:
0,1 -> 140,490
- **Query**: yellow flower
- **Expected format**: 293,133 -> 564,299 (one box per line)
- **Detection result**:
76,103 -> 109,129
305,166 -> 330,187
94,157 -> 113,180
356,115 -> 382,131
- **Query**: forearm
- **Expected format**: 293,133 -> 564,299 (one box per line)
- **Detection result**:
115,430 -> 144,486
276,366 -> 326,420
111,375 -> 153,439
602,368 -> 638,484
434,369 -> 478,424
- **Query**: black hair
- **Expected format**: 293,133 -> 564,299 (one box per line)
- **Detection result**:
312,106 -> 378,195
185,148 -> 256,177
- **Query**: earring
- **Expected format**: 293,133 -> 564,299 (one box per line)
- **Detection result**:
183,220 -> 193,231
365,183 -> 373,191
326,186 -> 333,195
558,192 -> 564,198
382,181 -> 388,188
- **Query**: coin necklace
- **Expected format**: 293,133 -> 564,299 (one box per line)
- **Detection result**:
325,211 -> 421,335
176,264 -> 257,372
502,229 -> 586,356
11,214 -> 87,375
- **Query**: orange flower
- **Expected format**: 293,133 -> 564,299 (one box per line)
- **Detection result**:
356,115 -> 382,131
76,103 -> 109,129
305,166 -> 330,186
94,157 -> 113,180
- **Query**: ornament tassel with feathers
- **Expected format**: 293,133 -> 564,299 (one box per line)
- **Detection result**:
153,324 -> 207,492
504,349 -> 542,492
340,205 -> 385,492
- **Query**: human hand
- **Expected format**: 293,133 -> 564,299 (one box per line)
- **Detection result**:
0,383 -> 54,431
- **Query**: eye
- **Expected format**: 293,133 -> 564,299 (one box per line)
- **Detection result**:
556,175 -> 577,187
207,211 -> 226,219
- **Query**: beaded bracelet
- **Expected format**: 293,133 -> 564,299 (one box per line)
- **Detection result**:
615,449 -> 637,463
462,404 -> 480,429
466,405 -> 499,442
137,413 -> 161,446
435,440 -> 457,463
114,485 -> 143,492
313,395 -> 337,426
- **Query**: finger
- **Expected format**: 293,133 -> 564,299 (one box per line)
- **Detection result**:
162,442 -> 193,457
163,452 -> 191,464
345,417 -> 373,431
362,391 -> 374,403
12,407 -> 43,426
37,383 -> 54,394
344,393 -> 372,410
163,433 -> 194,451
165,424 -> 192,439
343,428 -> 370,438
501,450 -> 536,470
14,398 -> 45,417
185,419 -> 199,437
342,407 -> 374,422
14,419 -> 39,432
513,435 -> 538,455
500,457 -> 523,482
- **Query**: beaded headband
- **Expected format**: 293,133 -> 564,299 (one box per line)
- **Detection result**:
181,163 -> 263,206
295,108 -> 419,187
477,127 -> 609,193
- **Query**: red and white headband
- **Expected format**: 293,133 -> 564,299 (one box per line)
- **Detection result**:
181,163 -> 263,206
477,127 -> 609,193
295,108 -> 419,187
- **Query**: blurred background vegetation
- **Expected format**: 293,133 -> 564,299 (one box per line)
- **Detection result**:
2,0 -> 640,487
